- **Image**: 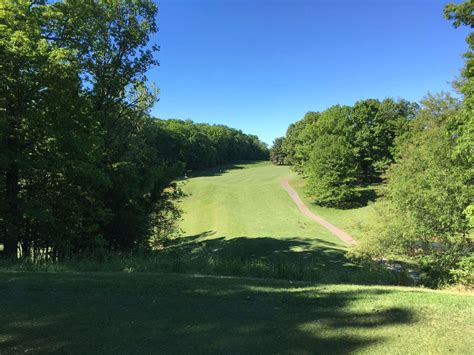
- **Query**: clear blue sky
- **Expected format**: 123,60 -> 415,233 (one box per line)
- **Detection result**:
149,0 -> 470,144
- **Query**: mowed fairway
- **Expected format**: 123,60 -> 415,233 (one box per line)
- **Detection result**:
175,162 -> 393,283
175,162 -> 376,283
180,161 -> 343,243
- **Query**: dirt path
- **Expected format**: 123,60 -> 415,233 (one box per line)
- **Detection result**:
281,180 -> 357,245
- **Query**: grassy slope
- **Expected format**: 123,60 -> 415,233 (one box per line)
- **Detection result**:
180,161 -> 343,244
2,162 -> 473,353
180,161 -> 374,242
175,162 -> 386,283
1,272 -> 472,354
287,174 -> 377,241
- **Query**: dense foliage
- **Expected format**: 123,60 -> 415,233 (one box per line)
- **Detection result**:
0,0 -> 267,260
282,111 -> 319,173
304,106 -> 361,206
282,100 -> 417,206
156,119 -> 268,171
353,93 -> 473,286
355,1 -> 473,287
279,1 -> 473,286
269,137 -> 287,165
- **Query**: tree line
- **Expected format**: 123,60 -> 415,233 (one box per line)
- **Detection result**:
0,0 -> 268,261
272,99 -> 418,206
271,1 -> 473,286
156,119 -> 268,171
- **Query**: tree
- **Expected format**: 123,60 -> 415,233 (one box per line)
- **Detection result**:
0,0 -> 271,260
444,1 -> 474,166
351,2 -> 474,287
301,105 -> 360,206
353,89 -> 472,285
306,134 -> 360,207
282,111 -> 319,174
0,0 -> 46,257
0,0 -> 175,258
348,99 -> 418,181
270,137 -> 287,165
156,119 -> 269,170
0,0 -> 108,258
281,100 -> 417,185
55,0 -> 164,251
280,99 -> 418,207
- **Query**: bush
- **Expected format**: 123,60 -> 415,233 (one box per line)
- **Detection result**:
450,254 -> 474,287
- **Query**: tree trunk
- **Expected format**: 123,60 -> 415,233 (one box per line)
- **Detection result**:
3,166 -> 19,258
4,105 -> 20,259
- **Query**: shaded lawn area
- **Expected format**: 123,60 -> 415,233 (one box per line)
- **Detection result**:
1,272 -> 473,354
163,234 -> 397,284
0,235 -> 397,285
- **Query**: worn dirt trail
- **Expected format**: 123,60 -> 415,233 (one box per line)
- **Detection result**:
280,180 -> 357,246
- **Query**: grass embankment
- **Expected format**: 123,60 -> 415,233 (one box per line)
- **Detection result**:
1,272 -> 473,354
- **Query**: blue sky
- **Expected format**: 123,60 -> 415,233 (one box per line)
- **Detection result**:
149,0 -> 470,144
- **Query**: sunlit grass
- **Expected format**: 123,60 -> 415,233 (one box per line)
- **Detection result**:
179,162 -> 345,244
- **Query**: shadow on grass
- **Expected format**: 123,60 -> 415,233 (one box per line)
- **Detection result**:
352,187 -> 378,207
0,272 -> 417,353
163,234 -> 398,285
0,234 -> 401,285
309,186 -> 378,209
186,160 -> 263,178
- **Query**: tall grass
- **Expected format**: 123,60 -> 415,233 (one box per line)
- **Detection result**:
0,251 -> 406,285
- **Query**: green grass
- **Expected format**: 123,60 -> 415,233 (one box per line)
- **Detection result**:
287,174 -> 377,241
180,161 -> 376,242
174,162 -> 396,284
180,162 -> 343,243
1,271 -> 472,354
